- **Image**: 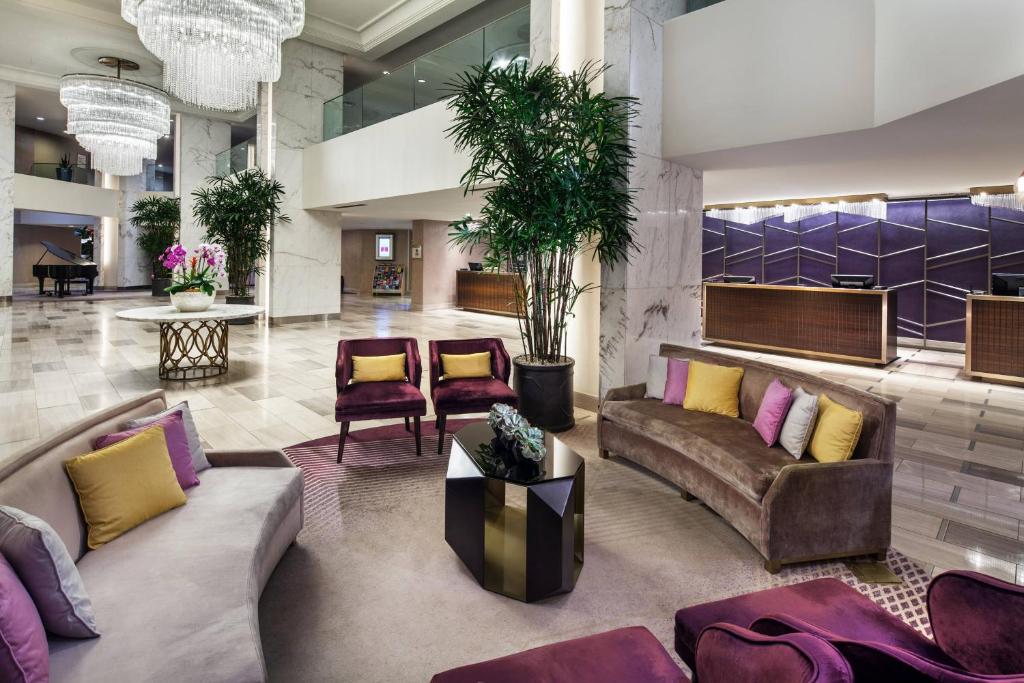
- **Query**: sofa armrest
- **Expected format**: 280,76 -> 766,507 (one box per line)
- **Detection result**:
601,383 -> 646,405
761,459 -> 892,562
206,449 -> 294,468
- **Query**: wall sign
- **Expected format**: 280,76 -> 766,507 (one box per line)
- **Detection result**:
375,233 -> 395,261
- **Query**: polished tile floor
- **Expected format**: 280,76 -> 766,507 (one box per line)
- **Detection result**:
1,292 -> 1022,584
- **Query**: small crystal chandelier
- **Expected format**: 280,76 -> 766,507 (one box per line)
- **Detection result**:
121,0 -> 305,112
60,60 -> 170,177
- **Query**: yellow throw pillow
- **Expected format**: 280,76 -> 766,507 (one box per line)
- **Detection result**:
441,352 -> 492,379
64,425 -> 187,549
808,394 -> 864,463
682,360 -> 744,418
352,353 -> 407,382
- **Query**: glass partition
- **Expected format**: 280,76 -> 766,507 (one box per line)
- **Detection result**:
29,163 -> 94,186
323,6 -> 529,140
214,137 -> 256,177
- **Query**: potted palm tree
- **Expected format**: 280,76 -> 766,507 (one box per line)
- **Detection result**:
192,168 -> 288,324
447,62 -> 638,432
130,195 -> 180,296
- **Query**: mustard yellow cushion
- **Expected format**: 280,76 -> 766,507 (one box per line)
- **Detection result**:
808,394 -> 864,463
352,353 -> 407,382
64,425 -> 187,549
441,352 -> 492,379
682,360 -> 744,418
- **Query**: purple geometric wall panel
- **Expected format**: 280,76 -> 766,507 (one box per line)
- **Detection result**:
702,196 -> 1024,344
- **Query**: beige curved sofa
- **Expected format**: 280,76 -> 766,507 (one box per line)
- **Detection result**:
598,345 -> 895,573
0,390 -> 303,682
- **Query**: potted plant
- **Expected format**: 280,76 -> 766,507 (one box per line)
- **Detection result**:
447,61 -> 637,431
192,168 -> 288,324
56,154 -> 74,182
130,195 -> 180,296
162,243 -> 226,312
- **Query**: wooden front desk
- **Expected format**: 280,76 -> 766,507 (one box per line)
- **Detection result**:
966,294 -> 1024,384
456,270 -> 522,317
702,283 -> 898,366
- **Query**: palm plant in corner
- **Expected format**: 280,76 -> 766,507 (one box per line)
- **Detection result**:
192,168 -> 289,323
447,61 -> 638,432
130,195 -> 180,297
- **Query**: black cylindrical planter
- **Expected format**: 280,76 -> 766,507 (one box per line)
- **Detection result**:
226,295 -> 256,324
151,277 -> 171,297
513,356 -> 575,432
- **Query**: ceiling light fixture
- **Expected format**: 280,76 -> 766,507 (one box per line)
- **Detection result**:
417,78 -> 426,83
383,70 -> 391,75
35,116 -> 45,121
121,0 -> 304,111
60,59 -> 170,177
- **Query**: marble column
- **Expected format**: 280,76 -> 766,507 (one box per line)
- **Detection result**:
258,39 -> 344,322
0,81 -> 13,301
599,1 -> 703,396
178,114 -> 230,248
116,173 -> 156,288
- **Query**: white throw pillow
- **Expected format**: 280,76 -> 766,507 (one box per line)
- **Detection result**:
645,355 -> 669,399
126,401 -> 211,473
778,387 -> 819,459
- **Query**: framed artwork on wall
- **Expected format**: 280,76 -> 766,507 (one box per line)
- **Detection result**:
375,233 -> 395,261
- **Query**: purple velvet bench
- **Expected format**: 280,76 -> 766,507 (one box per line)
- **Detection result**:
674,571 -> 1024,682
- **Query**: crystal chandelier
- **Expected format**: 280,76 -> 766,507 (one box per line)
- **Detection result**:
121,0 -> 305,111
60,72 -> 171,177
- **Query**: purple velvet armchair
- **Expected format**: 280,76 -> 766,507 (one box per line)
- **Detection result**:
335,337 -> 427,462
428,338 -> 517,454
675,571 -> 1024,682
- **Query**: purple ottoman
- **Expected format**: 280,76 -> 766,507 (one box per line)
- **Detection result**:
673,578 -> 953,672
431,626 -> 685,683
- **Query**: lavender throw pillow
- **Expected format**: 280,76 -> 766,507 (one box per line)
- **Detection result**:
753,379 -> 795,446
0,507 -> 99,638
662,358 -> 690,405
0,553 -> 49,683
95,410 -> 199,489
126,401 -> 210,473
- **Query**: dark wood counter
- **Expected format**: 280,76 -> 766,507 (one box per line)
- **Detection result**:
702,283 -> 897,366
456,271 -> 522,317
966,295 -> 1024,384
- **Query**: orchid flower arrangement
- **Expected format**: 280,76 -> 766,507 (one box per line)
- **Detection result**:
162,243 -> 227,296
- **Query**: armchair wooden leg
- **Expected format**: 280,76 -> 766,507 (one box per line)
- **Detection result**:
413,417 -> 422,457
437,414 -> 447,454
764,560 -> 781,574
404,416 -> 411,432
336,422 -> 350,464
873,549 -> 889,562
434,415 -> 440,429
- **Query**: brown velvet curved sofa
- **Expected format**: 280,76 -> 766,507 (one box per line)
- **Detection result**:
598,345 -> 895,573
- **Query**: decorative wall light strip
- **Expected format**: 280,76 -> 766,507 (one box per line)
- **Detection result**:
705,205 -> 784,223
706,193 -> 887,225
60,73 -> 170,176
121,0 -> 304,111
970,185 -> 1024,211
783,198 -> 886,223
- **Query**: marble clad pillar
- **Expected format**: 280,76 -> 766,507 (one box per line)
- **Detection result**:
178,114 -> 230,248
117,173 -> 155,288
599,1 -> 703,396
0,80 -> 13,301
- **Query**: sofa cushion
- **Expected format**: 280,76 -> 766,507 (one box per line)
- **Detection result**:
645,354 -> 668,399
601,399 -> 794,500
352,353 -> 407,382
684,360 -> 744,417
0,553 -> 49,683
433,378 -> 518,414
49,465 -> 303,683
127,401 -> 211,474
808,395 -> 863,463
440,352 -> 492,379
335,380 -> 427,420
94,410 -> 199,490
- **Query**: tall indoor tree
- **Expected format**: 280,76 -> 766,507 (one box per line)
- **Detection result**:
130,195 -> 180,296
192,168 -> 289,311
447,61 -> 638,431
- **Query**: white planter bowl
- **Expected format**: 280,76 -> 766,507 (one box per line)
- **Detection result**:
171,290 -> 215,313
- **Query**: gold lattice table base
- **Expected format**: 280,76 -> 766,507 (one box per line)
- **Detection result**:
159,320 -> 229,381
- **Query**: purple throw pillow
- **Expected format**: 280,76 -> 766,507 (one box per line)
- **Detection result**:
753,378 -> 795,446
0,553 -> 49,683
94,410 -> 199,489
662,358 -> 690,405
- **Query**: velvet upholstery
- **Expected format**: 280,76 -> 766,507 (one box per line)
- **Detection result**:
429,338 -> 512,390
599,345 -> 895,570
430,626 -> 685,683
696,623 -> 853,683
336,337 -> 423,392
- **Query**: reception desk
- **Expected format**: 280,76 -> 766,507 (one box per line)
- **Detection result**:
702,283 -> 897,366
966,295 -> 1024,384
456,270 -> 522,316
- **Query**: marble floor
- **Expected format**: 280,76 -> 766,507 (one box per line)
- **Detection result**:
1,292 -> 1023,585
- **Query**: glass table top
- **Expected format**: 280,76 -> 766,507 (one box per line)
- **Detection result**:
451,422 -> 584,485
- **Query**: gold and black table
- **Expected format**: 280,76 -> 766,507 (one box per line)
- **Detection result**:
445,422 -> 584,602
116,304 -> 264,381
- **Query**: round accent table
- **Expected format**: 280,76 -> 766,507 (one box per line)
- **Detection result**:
116,304 -> 264,381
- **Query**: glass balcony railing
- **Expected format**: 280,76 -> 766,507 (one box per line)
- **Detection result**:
215,137 -> 256,177
29,162 -> 95,186
323,6 -> 529,140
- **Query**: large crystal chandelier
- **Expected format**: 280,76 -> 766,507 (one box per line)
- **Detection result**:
121,0 -> 305,111
60,73 -> 171,177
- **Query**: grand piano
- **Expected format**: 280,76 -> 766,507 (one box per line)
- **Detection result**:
32,241 -> 98,297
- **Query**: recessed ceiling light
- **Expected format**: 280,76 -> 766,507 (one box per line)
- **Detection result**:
157,163 -> 163,168
382,70 -> 390,75
417,79 -> 426,83
36,116 -> 45,121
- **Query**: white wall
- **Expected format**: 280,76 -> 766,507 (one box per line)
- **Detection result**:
13,174 -> 119,218
302,100 -> 471,209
